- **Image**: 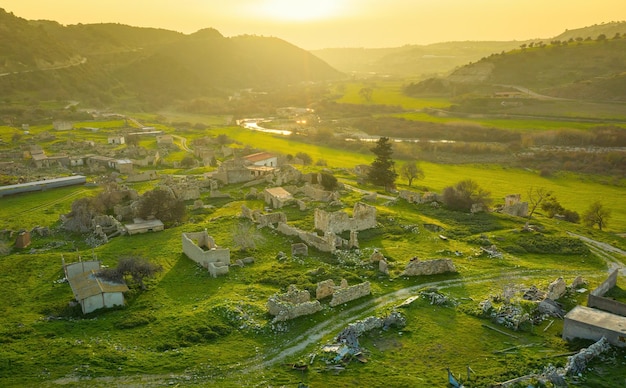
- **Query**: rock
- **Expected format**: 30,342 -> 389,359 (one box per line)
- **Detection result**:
379,259 -> 389,275
538,299 -> 564,318
401,258 -> 456,276
547,277 -> 567,300
234,259 -> 245,267
242,257 -> 255,265
570,276 -> 586,289
369,249 -> 384,263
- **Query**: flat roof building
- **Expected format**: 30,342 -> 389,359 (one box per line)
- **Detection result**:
563,305 -> 626,347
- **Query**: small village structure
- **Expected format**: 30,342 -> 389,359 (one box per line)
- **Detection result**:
244,151 -> 277,167
563,270 -> 626,347
264,187 -> 293,209
63,259 -> 129,314
0,175 -> 87,197
181,230 -> 231,277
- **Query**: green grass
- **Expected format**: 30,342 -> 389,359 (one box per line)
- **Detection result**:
336,81 -> 451,110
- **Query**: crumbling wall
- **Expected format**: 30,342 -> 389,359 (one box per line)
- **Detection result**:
330,281 -> 371,307
401,258 -> 457,276
316,279 -> 336,299
314,202 -> 377,234
182,231 -> 230,270
267,285 -> 322,322
399,190 -> 421,204
588,270 -> 626,317
276,222 -> 338,253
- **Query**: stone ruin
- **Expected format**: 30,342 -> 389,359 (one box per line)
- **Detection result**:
240,205 -> 287,228
330,281 -> 371,307
500,194 -> 529,218
181,230 -> 230,277
315,279 -> 371,307
303,184 -> 339,202
267,285 -> 322,322
263,187 -> 293,209
314,202 -> 377,234
369,249 -> 389,275
401,257 -> 457,276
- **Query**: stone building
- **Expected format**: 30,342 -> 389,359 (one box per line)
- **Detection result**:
264,187 -> 294,209
314,202 -> 377,234
181,231 -> 230,277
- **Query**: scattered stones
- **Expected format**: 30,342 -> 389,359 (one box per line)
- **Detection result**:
538,299 -> 565,319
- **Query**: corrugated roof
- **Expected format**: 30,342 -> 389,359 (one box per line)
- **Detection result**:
69,270 -> 129,301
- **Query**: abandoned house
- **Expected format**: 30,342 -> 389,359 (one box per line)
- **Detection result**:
181,230 -> 230,277
264,187 -> 294,209
107,136 -> 125,145
314,202 -> 377,234
124,218 -> 164,235
562,270 -> 626,347
244,152 -> 278,167
63,259 -> 129,314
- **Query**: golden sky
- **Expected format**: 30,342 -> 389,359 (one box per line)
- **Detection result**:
3,0 -> 624,49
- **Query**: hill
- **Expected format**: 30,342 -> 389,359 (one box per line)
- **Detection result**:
405,35 -> 626,102
312,41 -> 526,77
0,9 -> 343,107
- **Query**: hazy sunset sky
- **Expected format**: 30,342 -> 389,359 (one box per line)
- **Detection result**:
3,1 -> 624,49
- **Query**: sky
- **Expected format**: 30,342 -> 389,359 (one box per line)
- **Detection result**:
2,0 -> 625,49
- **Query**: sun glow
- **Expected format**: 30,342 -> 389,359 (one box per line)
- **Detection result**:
256,0 -> 344,22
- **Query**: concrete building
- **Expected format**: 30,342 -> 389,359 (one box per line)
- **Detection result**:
124,219 -> 164,235
563,305 -> 626,347
107,136 -> 125,145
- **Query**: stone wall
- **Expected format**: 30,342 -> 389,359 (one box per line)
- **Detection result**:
314,202 -> 377,234
276,222 -> 338,253
267,285 -> 322,322
126,170 -> 158,183
401,258 -> 457,276
182,231 -> 230,271
303,184 -> 337,202
316,279 -> 336,299
329,281 -> 371,307
588,270 -> 626,317
399,190 -> 421,204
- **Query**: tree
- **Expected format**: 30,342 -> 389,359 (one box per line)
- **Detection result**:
295,152 -> 312,165
400,161 -> 424,187
137,188 -> 185,226
180,155 -> 196,168
359,87 -> 373,102
527,186 -> 551,218
367,137 -> 398,191
97,256 -> 162,290
232,221 -> 265,251
442,179 -> 492,212
583,201 -> 611,231
319,172 -> 338,191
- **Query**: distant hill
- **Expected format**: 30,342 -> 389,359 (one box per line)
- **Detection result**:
405,35 -> 626,102
312,22 -> 626,79
312,41 -> 528,77
0,9 -> 343,107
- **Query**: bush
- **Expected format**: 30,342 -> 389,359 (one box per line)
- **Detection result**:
116,312 -> 157,329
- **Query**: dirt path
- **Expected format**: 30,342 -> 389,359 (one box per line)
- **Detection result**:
568,232 -> 626,275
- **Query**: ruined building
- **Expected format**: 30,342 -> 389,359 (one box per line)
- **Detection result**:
182,231 -> 231,277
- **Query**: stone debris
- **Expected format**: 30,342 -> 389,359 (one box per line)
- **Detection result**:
480,245 -> 503,259
564,336 -> 611,376
401,257 -> 457,277
538,298 -> 565,319
316,279 -> 336,300
321,311 -> 406,365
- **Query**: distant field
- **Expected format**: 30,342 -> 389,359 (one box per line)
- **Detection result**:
336,81 -> 451,110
